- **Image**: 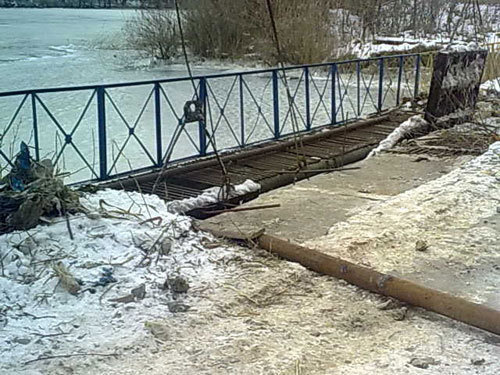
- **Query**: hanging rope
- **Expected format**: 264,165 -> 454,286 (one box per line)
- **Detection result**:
152,0 -> 232,199
264,0 -> 307,172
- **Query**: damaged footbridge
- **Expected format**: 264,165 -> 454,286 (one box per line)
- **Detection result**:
0,47 -> 491,220
1,52 -> 431,216
1,42 -> 500,353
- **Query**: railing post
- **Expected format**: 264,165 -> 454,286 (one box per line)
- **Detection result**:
378,58 -> 384,112
154,82 -> 162,167
97,87 -> 107,180
356,61 -> 361,117
31,93 -> 40,162
239,74 -> 245,147
304,66 -> 311,130
397,56 -> 403,106
272,70 -> 280,139
331,63 -> 337,125
198,78 -> 207,156
414,54 -> 421,99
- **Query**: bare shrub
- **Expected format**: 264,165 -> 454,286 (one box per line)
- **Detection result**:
181,0 -> 249,59
257,0 -> 336,65
125,10 -> 178,60
125,0 -> 500,66
181,0 -> 335,65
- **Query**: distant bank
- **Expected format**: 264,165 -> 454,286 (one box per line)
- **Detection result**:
0,0 -> 172,8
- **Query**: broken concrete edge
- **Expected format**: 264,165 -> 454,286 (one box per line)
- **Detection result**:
425,49 -> 487,124
198,225 -> 500,336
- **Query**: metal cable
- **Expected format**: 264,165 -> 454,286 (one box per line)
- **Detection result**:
264,0 -> 307,171
152,0 -> 231,196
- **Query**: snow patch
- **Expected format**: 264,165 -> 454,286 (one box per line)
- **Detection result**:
167,179 -> 261,214
309,140 -> 500,285
368,115 -> 428,157
442,41 -> 483,53
0,188 -> 244,372
481,79 -> 500,94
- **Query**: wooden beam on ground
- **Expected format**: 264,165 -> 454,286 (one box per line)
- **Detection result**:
257,234 -> 500,336
200,224 -> 500,335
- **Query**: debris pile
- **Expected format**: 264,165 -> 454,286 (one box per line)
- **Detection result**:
0,142 -> 83,234
0,187 -> 247,372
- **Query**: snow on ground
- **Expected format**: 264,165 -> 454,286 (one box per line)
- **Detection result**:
368,115 -> 428,157
350,38 -> 447,59
64,139 -> 499,375
308,141 -> 500,306
0,188 -> 253,374
350,32 -> 498,59
481,79 -> 500,94
1,137 -> 499,374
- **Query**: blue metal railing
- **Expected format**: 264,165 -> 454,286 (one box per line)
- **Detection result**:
0,53 -> 422,184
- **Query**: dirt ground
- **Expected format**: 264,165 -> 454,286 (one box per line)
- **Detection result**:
27,138 -> 498,375
7,109 -> 499,375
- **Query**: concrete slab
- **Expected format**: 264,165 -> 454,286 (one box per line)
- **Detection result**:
203,152 -> 471,242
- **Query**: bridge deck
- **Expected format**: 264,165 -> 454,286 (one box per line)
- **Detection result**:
103,110 -> 412,217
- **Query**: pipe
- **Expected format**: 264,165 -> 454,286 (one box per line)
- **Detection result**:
257,234 -> 500,335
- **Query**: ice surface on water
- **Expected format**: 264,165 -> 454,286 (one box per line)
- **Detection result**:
0,9 -> 414,183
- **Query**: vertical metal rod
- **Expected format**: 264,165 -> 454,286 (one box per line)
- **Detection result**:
31,93 -> 40,162
356,61 -> 361,117
272,70 -> 280,139
337,68 -> 345,123
198,78 -> 207,156
304,67 -> 311,130
239,74 -> 245,147
378,58 -> 384,112
396,56 -> 403,106
331,64 -> 337,125
154,83 -> 162,167
97,87 -> 107,180
414,54 -> 421,99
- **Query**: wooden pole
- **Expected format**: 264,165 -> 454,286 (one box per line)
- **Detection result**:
257,234 -> 500,335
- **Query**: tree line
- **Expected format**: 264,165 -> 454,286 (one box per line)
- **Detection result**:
125,0 -> 499,64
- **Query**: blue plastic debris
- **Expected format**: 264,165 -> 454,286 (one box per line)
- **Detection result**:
92,267 -> 117,287
7,142 -> 33,192
18,142 -> 30,171
10,177 -> 25,192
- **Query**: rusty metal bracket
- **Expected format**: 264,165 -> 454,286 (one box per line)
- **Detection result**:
183,100 -> 204,123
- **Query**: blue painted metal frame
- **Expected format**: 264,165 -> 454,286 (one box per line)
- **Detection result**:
154,82 -> 163,167
0,53 -> 423,185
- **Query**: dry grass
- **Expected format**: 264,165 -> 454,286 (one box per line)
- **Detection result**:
125,1 -> 500,67
483,42 -> 500,82
254,0 -> 337,65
